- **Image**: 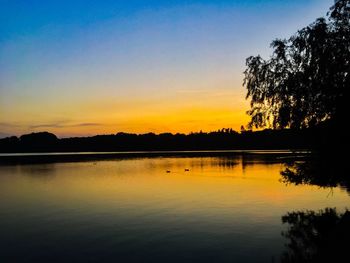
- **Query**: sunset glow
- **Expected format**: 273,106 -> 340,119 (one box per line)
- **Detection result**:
0,0 -> 331,137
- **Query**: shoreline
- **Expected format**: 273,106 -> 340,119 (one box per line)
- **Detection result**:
0,149 -> 311,165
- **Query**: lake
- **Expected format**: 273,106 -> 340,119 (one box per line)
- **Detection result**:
0,152 -> 348,262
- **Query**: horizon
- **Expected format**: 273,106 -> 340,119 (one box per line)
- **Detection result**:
1,0 -> 332,137
1,127 -> 246,139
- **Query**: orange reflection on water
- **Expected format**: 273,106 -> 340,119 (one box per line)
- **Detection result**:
1,156 -> 348,222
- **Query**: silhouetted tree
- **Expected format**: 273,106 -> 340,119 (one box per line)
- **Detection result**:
19,132 -> 58,151
244,0 -> 349,129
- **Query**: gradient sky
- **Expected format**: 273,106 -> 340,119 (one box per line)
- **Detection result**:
0,0 -> 332,137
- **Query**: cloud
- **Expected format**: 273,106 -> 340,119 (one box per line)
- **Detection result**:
175,89 -> 237,98
29,122 -> 101,129
29,123 -> 63,129
176,89 -> 209,94
74,123 -> 101,127
0,122 -> 20,127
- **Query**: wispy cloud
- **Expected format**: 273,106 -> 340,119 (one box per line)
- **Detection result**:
29,122 -> 101,129
0,122 -> 20,127
75,123 -> 101,127
176,89 -> 237,97
176,89 -> 209,94
29,123 -> 63,129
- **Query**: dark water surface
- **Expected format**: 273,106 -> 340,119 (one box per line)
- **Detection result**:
0,153 -> 348,262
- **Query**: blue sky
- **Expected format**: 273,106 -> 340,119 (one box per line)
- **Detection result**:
0,0 -> 332,137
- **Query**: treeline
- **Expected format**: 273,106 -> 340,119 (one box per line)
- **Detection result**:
0,127 -> 325,153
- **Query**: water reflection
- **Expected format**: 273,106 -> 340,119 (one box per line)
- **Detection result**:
279,154 -> 350,262
280,154 -> 350,194
0,154 -> 349,262
281,208 -> 350,263
19,163 -> 57,179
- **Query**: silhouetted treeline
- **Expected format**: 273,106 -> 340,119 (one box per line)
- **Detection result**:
0,127 -> 328,153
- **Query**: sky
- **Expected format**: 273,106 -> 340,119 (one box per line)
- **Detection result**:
0,0 -> 333,137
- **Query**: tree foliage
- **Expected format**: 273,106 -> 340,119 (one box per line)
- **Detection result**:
244,0 -> 350,129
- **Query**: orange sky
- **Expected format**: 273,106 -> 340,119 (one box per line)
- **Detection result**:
0,84 -> 250,137
0,1 -> 331,137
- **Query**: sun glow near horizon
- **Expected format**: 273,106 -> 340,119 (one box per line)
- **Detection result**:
0,0 -> 332,137
1,86 -> 250,137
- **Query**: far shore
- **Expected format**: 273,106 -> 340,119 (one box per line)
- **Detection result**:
0,149 -> 310,165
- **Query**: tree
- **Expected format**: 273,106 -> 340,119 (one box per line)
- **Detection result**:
243,0 -> 349,129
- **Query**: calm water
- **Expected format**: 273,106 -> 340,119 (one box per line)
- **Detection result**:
0,154 -> 348,262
